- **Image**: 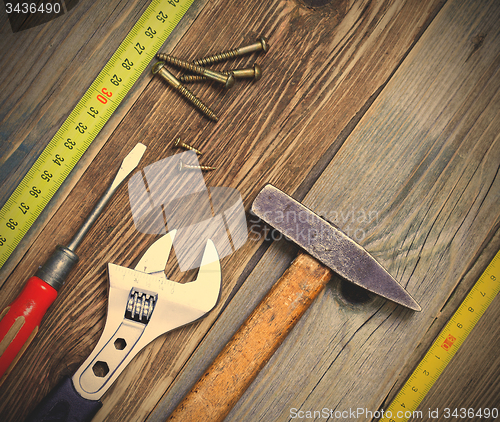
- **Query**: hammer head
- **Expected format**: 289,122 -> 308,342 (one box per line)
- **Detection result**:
252,184 -> 420,311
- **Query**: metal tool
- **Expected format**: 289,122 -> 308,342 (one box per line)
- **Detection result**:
166,184 -> 421,422
172,137 -> 203,155
253,185 -> 420,310
192,35 -> 269,66
152,62 -> 219,122
156,53 -> 235,89
0,143 -> 146,382
179,64 -> 262,83
25,230 -> 222,422
178,161 -> 217,171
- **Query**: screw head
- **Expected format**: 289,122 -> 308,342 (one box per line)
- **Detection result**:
253,64 -> 262,81
226,73 -> 235,89
152,61 -> 165,74
259,36 -> 269,53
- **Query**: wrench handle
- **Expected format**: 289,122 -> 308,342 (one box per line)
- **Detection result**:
167,252 -> 332,422
25,376 -> 102,422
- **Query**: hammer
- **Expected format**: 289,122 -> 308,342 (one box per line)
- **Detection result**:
167,184 -> 420,421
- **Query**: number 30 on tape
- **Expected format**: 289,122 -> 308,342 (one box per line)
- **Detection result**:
0,0 -> 194,269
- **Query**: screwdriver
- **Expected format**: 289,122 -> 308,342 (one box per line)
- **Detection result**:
0,143 -> 146,381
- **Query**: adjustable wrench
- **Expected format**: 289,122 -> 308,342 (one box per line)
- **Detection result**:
26,229 -> 221,422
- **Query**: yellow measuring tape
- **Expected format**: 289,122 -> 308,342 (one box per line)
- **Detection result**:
380,249 -> 500,422
0,0 -> 194,269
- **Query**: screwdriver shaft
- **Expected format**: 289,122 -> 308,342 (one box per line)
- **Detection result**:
68,143 -> 147,250
67,182 -> 120,251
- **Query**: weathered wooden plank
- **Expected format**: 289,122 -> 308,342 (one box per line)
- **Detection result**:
227,0 -> 500,419
420,299 -> 500,418
0,0 -> 153,204
167,253 -> 332,422
416,242 -> 500,418
0,0 -> 452,420
0,0 -> 206,282
0,0 -> 156,190
150,0 -> 500,420
380,229 -> 500,418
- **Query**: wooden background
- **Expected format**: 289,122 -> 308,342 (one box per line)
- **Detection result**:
1,0 -> 499,421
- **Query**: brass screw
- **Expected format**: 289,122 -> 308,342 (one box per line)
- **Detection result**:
152,62 -> 219,122
178,160 -> 216,171
232,64 -> 262,81
178,74 -> 210,83
172,137 -> 203,155
156,53 -> 235,89
180,64 -> 262,83
193,36 -> 269,66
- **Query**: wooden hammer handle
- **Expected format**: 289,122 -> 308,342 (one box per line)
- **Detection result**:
167,252 -> 332,422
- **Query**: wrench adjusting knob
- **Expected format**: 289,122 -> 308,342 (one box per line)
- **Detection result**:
125,288 -> 157,324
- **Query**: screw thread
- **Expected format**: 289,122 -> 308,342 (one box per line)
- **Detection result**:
193,49 -> 240,66
191,36 -> 269,66
173,137 -> 203,155
157,53 -> 207,75
157,53 -> 233,88
180,74 -> 208,83
180,65 -> 261,83
182,144 -> 203,154
179,161 -> 216,171
197,165 -> 216,171
176,85 -> 219,122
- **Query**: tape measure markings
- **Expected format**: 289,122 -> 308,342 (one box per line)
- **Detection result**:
0,0 -> 195,268
380,250 -> 500,422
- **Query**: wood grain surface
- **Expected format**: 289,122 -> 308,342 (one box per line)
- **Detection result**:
0,0 -> 499,421
167,253 -> 332,422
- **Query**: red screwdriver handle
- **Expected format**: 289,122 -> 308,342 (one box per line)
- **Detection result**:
0,276 -> 58,380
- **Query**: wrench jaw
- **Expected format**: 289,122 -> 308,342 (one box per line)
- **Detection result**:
134,230 -> 177,275
71,233 -> 222,401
